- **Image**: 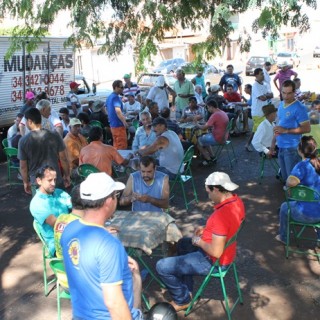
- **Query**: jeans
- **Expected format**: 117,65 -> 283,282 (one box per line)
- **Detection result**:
156,238 -> 213,305
279,201 -> 320,241
278,147 -> 301,182
198,133 -> 218,147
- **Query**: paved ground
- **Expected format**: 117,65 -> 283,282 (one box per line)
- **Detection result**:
1,134 -> 320,320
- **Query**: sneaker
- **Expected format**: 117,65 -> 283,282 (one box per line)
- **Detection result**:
275,234 -> 286,245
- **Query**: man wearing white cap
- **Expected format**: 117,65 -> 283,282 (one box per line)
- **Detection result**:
156,172 -> 245,312
146,75 -> 176,111
61,172 -> 143,320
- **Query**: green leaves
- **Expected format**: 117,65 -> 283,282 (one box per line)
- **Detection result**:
0,0 -> 317,67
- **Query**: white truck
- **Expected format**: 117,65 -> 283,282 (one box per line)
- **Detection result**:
0,36 -> 111,129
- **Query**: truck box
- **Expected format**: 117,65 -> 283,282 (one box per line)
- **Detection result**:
0,36 -> 74,128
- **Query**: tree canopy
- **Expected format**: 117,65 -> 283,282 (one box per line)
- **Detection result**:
0,0 -> 317,70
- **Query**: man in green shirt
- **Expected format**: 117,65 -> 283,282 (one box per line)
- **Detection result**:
173,69 -> 195,120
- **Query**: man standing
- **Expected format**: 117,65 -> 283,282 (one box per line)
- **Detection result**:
273,62 -> 298,100
61,172 -> 142,319
30,166 -> 72,256
274,80 -> 310,181
263,61 -> 272,92
136,117 -> 184,180
67,81 -> 81,117
106,80 -> 128,150
146,75 -> 176,111
123,73 -> 141,99
79,127 -> 133,176
196,100 -> 229,167
156,172 -> 245,312
173,69 -> 195,120
191,68 -> 206,98
245,68 -> 273,151
120,156 -> 169,212
219,64 -> 242,95
18,108 -> 70,194
63,118 -> 88,174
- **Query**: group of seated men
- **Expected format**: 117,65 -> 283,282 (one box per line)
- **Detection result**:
30,161 -> 245,317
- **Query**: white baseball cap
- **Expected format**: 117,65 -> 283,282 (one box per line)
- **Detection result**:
205,172 -> 239,191
80,172 -> 125,200
155,75 -> 165,87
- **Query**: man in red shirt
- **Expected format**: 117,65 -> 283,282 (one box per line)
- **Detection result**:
156,171 -> 245,312
195,99 -> 229,167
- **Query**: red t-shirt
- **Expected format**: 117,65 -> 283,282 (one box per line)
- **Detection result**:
206,110 -> 229,143
223,92 -> 241,103
201,194 -> 245,265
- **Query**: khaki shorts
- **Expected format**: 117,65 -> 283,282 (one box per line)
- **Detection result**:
252,116 -> 265,132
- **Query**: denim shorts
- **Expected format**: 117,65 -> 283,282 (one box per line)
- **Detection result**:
198,133 -> 218,147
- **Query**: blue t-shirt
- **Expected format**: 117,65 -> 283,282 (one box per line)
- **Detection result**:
219,73 -> 242,92
290,158 -> 320,217
276,100 -> 309,148
30,189 -> 72,255
61,219 -> 138,320
106,92 -> 124,128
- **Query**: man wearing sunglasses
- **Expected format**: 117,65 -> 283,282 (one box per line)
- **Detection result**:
106,80 -> 128,150
61,172 -> 143,320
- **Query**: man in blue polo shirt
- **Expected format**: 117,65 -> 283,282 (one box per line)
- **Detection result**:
106,80 -> 128,150
30,165 -> 72,256
274,80 -> 311,181
61,172 -> 143,319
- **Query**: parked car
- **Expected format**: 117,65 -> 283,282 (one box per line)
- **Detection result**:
181,63 -> 223,86
137,73 -> 176,102
245,56 -> 278,76
276,52 -> 300,68
153,58 -> 185,74
313,45 -> 320,58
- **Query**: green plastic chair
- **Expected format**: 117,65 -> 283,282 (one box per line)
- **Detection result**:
77,163 -> 100,181
169,146 -> 198,210
89,120 -> 103,129
285,185 -> 320,261
49,260 -> 71,320
132,119 -> 140,131
3,147 -> 22,187
185,219 -> 245,319
211,119 -> 237,168
258,153 -> 281,184
2,137 -> 8,148
33,220 -> 57,296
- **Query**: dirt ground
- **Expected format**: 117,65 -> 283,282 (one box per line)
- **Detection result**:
1,134 -> 320,320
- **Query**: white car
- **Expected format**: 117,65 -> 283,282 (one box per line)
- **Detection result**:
313,45 -> 320,58
75,75 -> 112,106
276,52 -> 300,68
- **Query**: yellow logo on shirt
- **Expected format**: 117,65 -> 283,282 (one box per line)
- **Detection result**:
68,239 -> 80,266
